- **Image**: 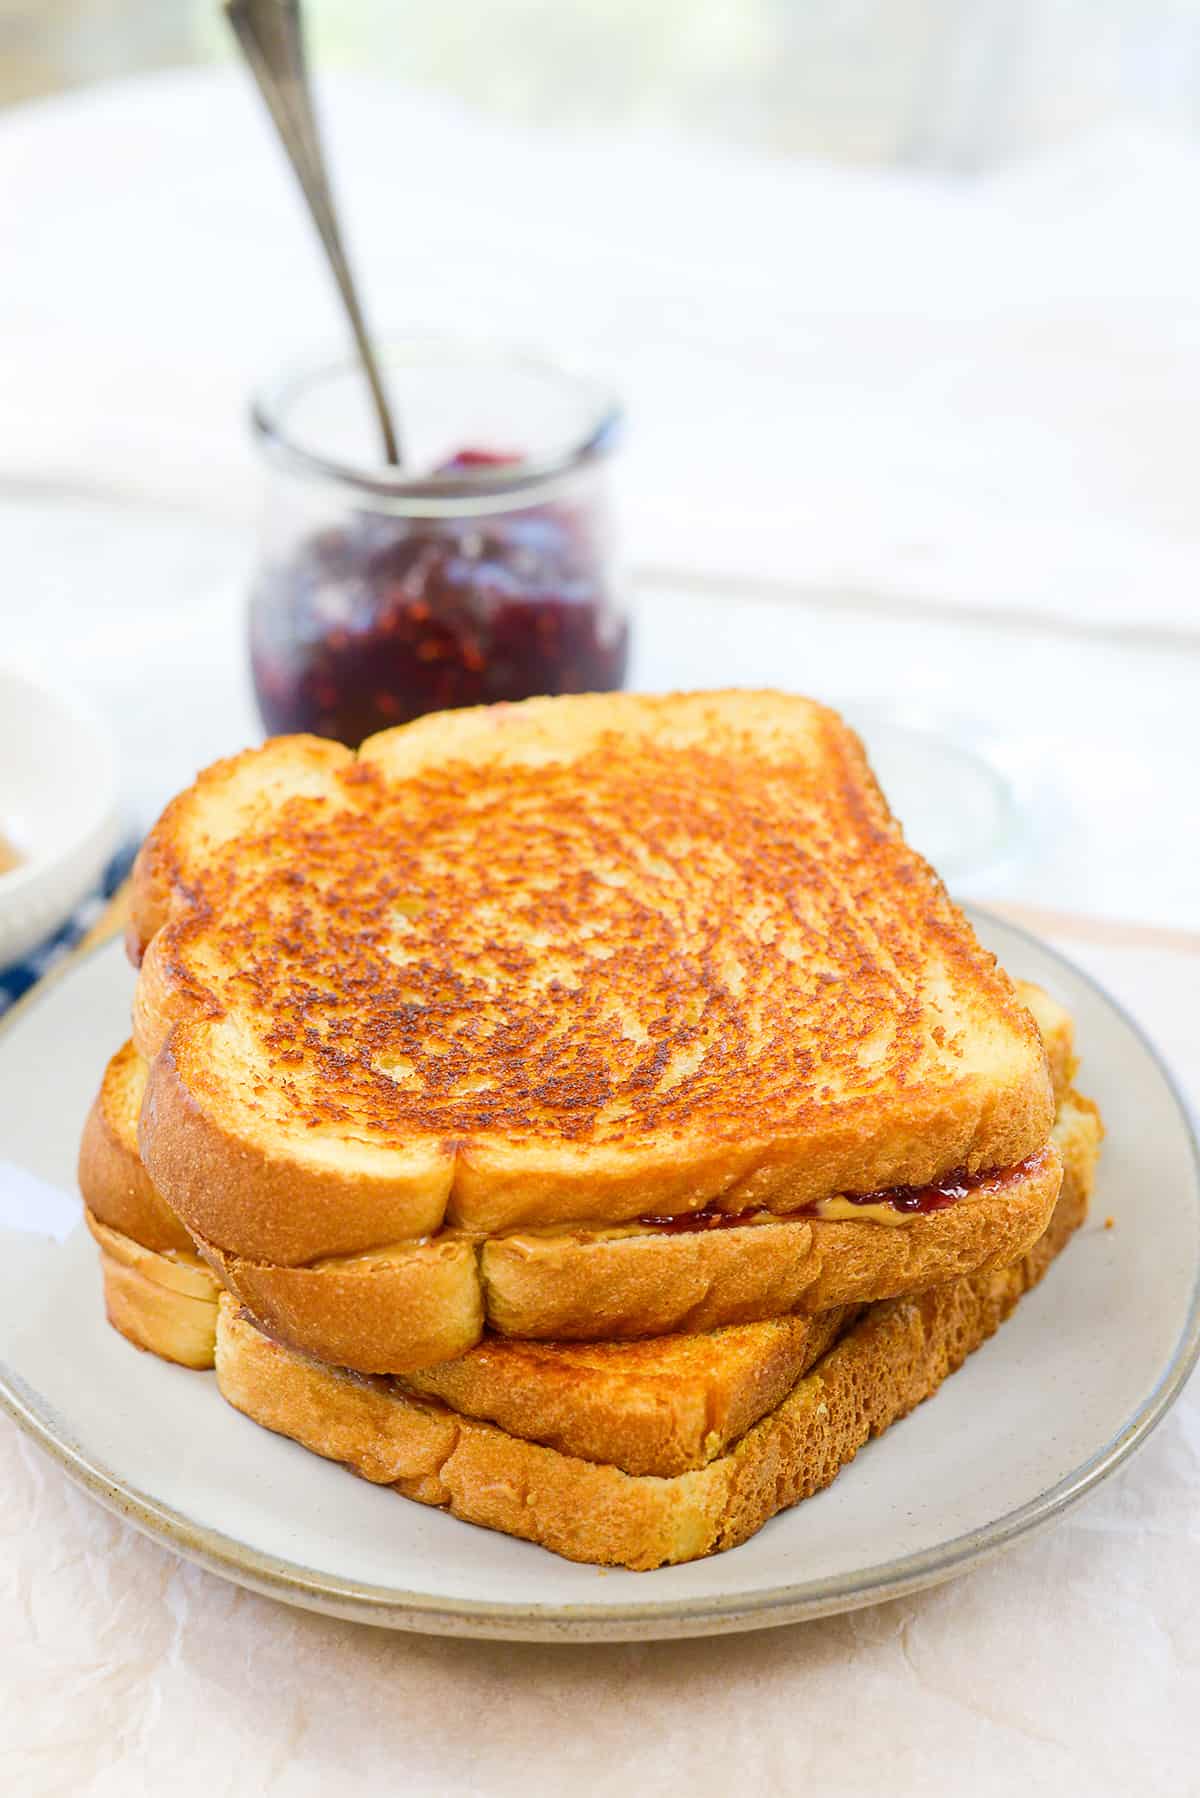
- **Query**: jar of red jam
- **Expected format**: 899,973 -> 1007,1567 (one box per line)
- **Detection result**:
248,339 -> 630,747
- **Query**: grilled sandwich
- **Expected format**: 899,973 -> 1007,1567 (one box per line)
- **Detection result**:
80,985 -> 1090,1463
79,1016 -> 1100,1565
216,1095 -> 1099,1568
122,693 -> 1061,1372
81,751 -> 1104,1572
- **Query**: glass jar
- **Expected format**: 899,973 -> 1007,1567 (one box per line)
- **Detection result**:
248,338 -> 629,747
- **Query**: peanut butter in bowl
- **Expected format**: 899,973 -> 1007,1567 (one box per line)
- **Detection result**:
0,829 -> 23,877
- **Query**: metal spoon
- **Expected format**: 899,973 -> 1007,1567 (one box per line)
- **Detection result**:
225,0 -> 402,465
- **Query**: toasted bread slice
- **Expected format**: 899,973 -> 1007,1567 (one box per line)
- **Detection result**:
86,1211 -> 220,1369
193,983 -> 1071,1366
85,1071 -> 1059,1377
197,1230 -> 486,1372
86,1088 -> 1095,1488
106,1126 -> 1060,1373
80,1073 -> 1094,1500
214,1090 -> 1100,1567
402,1089 -> 1097,1471
480,1146 -> 1060,1340
482,979 -> 1073,1344
130,694 -> 1055,1268
78,1040 -> 195,1253
81,980 -> 1071,1372
1019,981 -> 1079,1101
80,1042 -> 485,1369
397,1307 -> 854,1479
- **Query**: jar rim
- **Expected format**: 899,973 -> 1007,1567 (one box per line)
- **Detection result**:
251,334 -> 622,515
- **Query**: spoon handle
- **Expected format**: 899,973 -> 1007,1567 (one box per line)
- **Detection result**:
225,0 -> 402,465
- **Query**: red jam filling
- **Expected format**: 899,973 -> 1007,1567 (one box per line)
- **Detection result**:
638,1153 -> 1040,1233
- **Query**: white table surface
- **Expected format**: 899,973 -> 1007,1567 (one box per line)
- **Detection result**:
0,68 -> 1198,1796
2,70 -> 1198,927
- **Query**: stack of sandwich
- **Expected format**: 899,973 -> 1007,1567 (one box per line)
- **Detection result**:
78,693 -> 1102,1569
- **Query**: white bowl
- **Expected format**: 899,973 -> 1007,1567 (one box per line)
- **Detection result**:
0,669 -> 121,971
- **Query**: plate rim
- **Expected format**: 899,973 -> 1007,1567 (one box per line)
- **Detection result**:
2,910 -> 1198,1642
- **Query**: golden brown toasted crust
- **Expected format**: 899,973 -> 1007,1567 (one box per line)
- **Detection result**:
127,734 -> 352,962
81,1092 -> 1088,1422
132,693 -> 1056,1262
1015,982 -> 1073,1109
797,1145 -> 1062,1312
89,1136 -> 1061,1375
214,1090 -> 1100,1567
130,930 -> 198,1066
411,1093 -> 1096,1475
194,1229 -> 483,1374
153,1147 -> 1059,1371
86,1079 -> 1096,1516
502,993 -> 1075,1344
403,1308 -> 853,1478
86,1211 -> 220,1370
78,1043 -> 195,1253
482,1147 -> 1061,1340
88,978 -> 1072,1371
1018,980 -> 1079,1099
480,1216 -> 820,1340
138,1025 -> 452,1264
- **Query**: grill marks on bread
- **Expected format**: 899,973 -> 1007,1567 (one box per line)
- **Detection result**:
152,721 -> 1029,1151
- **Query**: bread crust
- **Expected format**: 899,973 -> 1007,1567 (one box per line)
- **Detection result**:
86,1210 -> 220,1369
446,1072 -> 1052,1233
213,1094 -> 1098,1567
196,1230 -> 484,1374
86,1025 -> 1069,1371
138,1029 -> 453,1263
96,1147 -> 1060,1374
1018,981 -> 1078,1100
481,1217 -> 820,1339
85,1086 -> 1097,1503
127,734 -> 352,962
798,1145 -> 1062,1311
78,1042 -> 195,1253
130,930 -> 195,1063
482,1147 -> 1060,1340
403,1308 -> 853,1478
131,694 -> 1057,1259
132,1139 -> 1059,1371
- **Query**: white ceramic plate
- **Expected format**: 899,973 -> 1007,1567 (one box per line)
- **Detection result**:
0,914 -> 1197,1642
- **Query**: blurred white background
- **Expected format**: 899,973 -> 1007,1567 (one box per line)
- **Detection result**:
0,1 -> 1198,928
8,0 -> 1200,167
